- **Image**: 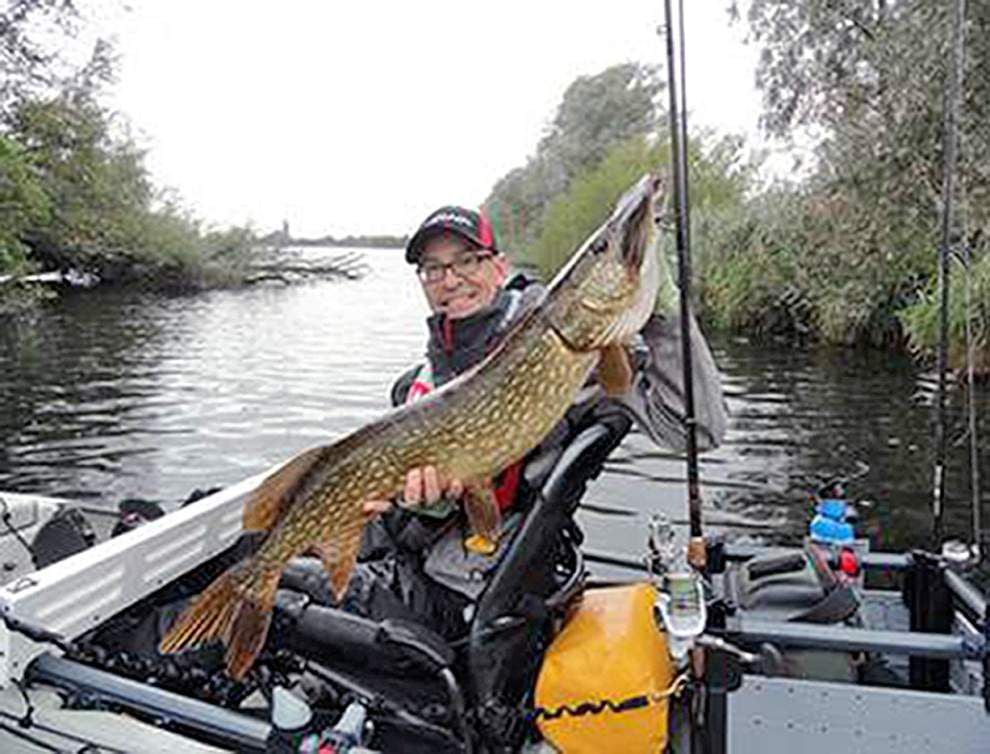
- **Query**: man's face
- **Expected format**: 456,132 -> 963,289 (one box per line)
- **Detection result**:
417,235 -> 508,319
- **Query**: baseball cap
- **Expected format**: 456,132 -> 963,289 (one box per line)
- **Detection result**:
405,206 -> 499,264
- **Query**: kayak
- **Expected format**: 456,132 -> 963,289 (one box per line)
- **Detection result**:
0,420 -> 987,753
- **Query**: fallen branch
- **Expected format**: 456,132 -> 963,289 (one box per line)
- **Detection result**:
245,251 -> 369,284
0,270 -> 99,288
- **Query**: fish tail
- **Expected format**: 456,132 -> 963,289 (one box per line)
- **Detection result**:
158,560 -> 281,681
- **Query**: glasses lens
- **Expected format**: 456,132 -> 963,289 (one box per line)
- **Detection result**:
418,264 -> 442,282
453,254 -> 482,276
418,252 -> 492,283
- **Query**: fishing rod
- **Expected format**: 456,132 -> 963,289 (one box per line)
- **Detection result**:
932,0 -> 966,551
662,0 -> 705,569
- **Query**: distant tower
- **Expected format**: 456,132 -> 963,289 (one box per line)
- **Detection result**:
281,219 -> 290,241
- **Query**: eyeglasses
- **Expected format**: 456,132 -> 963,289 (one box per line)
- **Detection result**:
417,251 -> 496,283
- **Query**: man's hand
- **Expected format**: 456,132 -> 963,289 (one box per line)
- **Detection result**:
361,466 -> 464,516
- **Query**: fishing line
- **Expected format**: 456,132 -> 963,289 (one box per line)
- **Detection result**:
946,0 -> 983,559
961,240 -> 982,559
0,709 -> 130,754
954,21 -> 982,559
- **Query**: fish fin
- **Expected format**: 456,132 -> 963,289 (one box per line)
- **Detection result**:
597,343 -> 634,397
309,530 -> 361,602
224,590 -> 275,681
244,446 -> 326,532
330,532 -> 361,601
159,562 -> 245,655
463,482 -> 501,556
158,560 -> 280,681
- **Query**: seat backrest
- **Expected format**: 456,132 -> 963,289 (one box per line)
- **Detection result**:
465,415 -> 631,733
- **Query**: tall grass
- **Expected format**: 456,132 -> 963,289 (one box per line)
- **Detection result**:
899,251 -> 990,373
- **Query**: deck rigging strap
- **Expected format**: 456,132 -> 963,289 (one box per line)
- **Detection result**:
0,694 -> 131,753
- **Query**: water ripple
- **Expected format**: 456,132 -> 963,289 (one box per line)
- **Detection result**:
1,252 -> 987,558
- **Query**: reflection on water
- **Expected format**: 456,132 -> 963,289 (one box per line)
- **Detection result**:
1,252 -> 429,500
1,250 -> 987,561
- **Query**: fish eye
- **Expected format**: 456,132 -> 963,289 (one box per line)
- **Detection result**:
591,236 -> 609,255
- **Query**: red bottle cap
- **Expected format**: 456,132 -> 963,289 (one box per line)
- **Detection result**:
838,548 -> 860,577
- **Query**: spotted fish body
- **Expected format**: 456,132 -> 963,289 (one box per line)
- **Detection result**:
159,175 -> 665,680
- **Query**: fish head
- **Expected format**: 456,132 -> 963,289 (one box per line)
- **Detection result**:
547,173 -> 665,350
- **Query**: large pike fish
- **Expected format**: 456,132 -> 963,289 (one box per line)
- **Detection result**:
160,174 -> 665,679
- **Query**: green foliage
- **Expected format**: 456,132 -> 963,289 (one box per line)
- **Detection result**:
899,252 -> 990,373
0,134 -> 49,272
525,133 -> 751,286
485,63 -> 663,252
723,0 -> 990,359
698,188 -> 810,338
0,7 -> 255,294
9,92 -> 153,264
523,137 -> 659,278
1,72 -> 254,290
697,181 -> 935,345
0,0 -> 84,115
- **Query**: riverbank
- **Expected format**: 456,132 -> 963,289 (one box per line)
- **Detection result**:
692,189 -> 990,376
497,133 -> 989,376
0,237 -> 375,319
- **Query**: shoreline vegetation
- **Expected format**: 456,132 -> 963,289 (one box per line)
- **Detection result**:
257,229 -> 406,249
479,4 -> 989,375
2,2 -> 986,374
0,5 -> 382,315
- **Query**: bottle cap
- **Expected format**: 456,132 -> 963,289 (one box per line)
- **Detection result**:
272,686 -> 313,731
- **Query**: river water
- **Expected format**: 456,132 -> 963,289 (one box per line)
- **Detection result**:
1,250 -> 987,562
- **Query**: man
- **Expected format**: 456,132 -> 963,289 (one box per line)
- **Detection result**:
362,206 -> 526,520
289,202 -> 727,640
325,205 -> 560,638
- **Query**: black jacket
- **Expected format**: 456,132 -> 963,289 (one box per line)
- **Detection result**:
390,274 -> 540,406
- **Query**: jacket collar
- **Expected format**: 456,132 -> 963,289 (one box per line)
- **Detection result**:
424,289 -> 515,384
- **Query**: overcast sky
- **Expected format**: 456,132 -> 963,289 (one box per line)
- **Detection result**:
95,1 -> 764,237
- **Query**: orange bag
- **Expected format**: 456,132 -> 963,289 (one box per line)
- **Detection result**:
534,584 -> 676,754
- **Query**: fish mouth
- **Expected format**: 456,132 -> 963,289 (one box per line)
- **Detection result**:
614,174 -> 661,271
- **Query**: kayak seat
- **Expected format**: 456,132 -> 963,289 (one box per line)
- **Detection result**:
723,549 -> 863,683
466,413 -> 631,746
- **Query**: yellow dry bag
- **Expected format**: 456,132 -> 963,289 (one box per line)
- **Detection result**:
534,583 -> 676,754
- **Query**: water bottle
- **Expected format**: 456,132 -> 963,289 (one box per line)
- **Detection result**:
809,497 -> 854,545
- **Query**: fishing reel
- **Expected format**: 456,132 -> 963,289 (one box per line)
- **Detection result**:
646,515 -> 707,663
646,516 -> 776,673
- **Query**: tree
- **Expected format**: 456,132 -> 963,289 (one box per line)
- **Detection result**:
8,89 -> 153,269
739,0 -> 988,243
727,0 -> 990,353
0,133 -> 49,271
484,63 -> 664,252
526,132 -> 751,282
0,0 -> 90,119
